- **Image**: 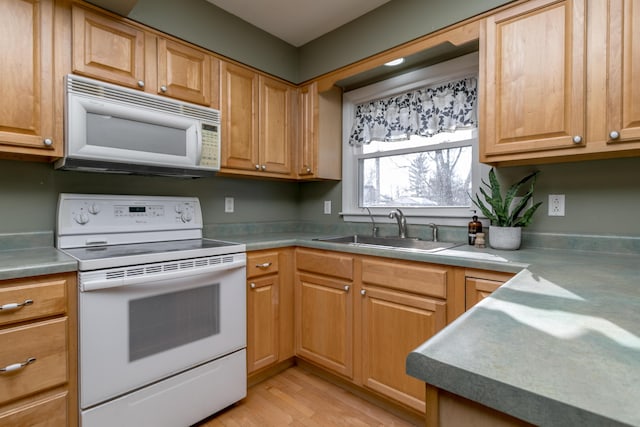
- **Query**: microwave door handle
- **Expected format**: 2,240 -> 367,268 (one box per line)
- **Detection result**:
195,126 -> 203,164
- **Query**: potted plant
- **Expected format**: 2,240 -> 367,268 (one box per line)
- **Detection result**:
471,168 -> 542,250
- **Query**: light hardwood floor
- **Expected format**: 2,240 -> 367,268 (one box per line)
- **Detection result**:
196,366 -> 419,426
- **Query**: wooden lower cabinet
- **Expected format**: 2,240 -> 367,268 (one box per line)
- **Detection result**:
246,249 -> 294,377
360,257 -> 449,413
295,249 -> 354,379
0,272 -> 77,427
464,269 -> 514,310
426,384 -> 533,427
294,249 -> 454,414
361,286 -> 446,412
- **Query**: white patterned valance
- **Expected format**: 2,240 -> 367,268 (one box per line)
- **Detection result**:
348,76 -> 478,146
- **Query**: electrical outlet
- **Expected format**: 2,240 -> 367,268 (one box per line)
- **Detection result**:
324,200 -> 331,215
548,194 -> 565,216
224,197 -> 234,213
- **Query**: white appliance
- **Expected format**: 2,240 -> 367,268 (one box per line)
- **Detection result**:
55,75 -> 221,178
56,193 -> 246,427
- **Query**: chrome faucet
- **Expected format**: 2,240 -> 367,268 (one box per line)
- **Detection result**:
365,207 -> 379,237
427,223 -> 438,242
388,209 -> 407,238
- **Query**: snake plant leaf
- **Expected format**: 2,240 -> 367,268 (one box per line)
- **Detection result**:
472,168 -> 541,227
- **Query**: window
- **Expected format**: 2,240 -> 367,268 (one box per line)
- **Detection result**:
341,53 -> 488,225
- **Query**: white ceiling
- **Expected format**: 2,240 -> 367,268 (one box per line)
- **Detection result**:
205,0 -> 391,47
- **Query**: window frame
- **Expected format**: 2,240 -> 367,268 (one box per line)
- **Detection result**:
341,52 -> 489,226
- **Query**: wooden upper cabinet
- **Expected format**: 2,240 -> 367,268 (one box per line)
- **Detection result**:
260,76 -> 294,175
72,5 -> 145,89
0,0 -> 59,157
297,83 -> 342,180
607,0 -> 640,144
220,61 -> 295,178
297,83 -> 318,177
481,0 -> 586,159
72,5 -> 217,107
220,61 -> 259,171
157,38 -> 216,106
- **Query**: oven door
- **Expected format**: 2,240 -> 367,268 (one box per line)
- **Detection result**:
78,253 -> 246,409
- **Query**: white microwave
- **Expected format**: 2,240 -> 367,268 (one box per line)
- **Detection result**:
55,75 -> 221,178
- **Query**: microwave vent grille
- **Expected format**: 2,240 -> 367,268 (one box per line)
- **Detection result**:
66,75 -> 219,123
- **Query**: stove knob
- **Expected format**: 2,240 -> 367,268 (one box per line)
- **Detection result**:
175,205 -> 184,214
88,203 -> 100,215
180,211 -> 193,223
74,212 -> 90,225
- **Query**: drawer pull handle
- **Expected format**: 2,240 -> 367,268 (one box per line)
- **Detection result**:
256,262 -> 272,269
0,299 -> 33,311
250,283 -> 256,289
1,357 -> 36,373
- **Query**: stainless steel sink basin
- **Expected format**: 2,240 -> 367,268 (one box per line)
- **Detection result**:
313,235 -> 459,253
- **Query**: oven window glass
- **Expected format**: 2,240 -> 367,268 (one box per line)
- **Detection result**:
87,113 -> 187,156
129,284 -> 220,361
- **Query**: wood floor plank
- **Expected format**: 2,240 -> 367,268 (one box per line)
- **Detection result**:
195,366 -> 418,427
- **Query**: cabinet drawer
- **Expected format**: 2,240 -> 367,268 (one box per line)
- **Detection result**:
0,391 -> 67,426
361,258 -> 449,299
296,249 -> 353,280
0,318 -> 68,404
0,278 -> 67,327
247,252 -> 279,278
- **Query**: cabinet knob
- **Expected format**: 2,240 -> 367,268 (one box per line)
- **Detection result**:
306,167 -> 311,173
255,164 -> 261,170
43,138 -> 53,147
160,85 -> 167,93
360,289 -> 366,296
137,80 -> 145,88
261,165 -> 266,171
572,135 -> 583,144
250,283 -> 256,289
344,285 -> 350,292
609,131 -> 620,140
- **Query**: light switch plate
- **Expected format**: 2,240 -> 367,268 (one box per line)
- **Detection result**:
324,200 -> 331,215
225,197 -> 234,213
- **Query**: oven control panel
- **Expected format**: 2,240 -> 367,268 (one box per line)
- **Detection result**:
57,194 -> 204,246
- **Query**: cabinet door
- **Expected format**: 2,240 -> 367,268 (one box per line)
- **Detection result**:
0,0 -> 57,156
220,62 -> 259,171
465,277 -> 501,310
72,5 -> 145,89
481,0 -> 586,158
259,76 -> 294,176
295,273 -> 353,378
157,38 -> 213,106
297,83 -> 317,177
247,275 -> 279,373
464,270 -> 513,310
607,0 -> 640,144
361,286 -> 446,413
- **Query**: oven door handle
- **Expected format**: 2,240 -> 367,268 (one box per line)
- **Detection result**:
80,258 -> 246,292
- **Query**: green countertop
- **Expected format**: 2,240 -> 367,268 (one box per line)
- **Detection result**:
0,246 -> 77,281
1,231 -> 638,426
232,232 -> 640,427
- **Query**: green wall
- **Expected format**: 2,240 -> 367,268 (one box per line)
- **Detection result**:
0,160 -> 299,233
298,0 -> 513,82
121,0 -> 512,83
126,0 -> 300,82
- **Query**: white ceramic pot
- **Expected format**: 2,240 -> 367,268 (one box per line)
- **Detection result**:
489,226 -> 522,250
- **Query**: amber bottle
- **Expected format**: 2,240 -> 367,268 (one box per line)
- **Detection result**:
468,215 -> 483,245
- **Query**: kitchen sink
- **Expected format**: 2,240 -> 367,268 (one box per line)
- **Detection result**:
313,235 -> 459,253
